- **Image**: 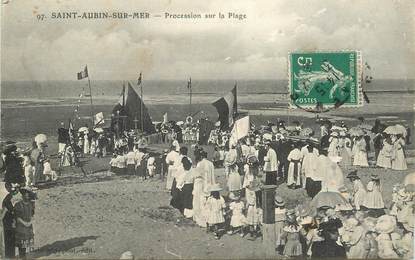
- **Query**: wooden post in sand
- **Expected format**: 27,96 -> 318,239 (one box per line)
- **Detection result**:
262,184 -> 277,258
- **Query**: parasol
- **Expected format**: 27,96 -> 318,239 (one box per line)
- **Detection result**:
78,127 -> 88,132
404,172 -> 415,192
299,127 -> 314,137
308,191 -> 351,214
383,125 -> 406,136
263,133 -> 272,141
331,125 -> 345,132
394,124 -> 407,137
34,134 -> 47,144
348,127 -> 364,137
176,121 -> 184,126
94,128 -> 104,133
358,123 -> 373,131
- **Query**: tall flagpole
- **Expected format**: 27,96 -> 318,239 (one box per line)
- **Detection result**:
140,73 -> 143,133
86,65 -> 94,127
188,77 -> 192,115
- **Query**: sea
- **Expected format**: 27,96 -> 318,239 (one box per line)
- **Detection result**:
1,79 -> 414,141
1,79 -> 414,106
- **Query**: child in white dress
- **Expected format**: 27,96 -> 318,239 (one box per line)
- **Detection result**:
228,193 -> 246,236
205,184 -> 226,239
23,155 -> 35,187
43,159 -> 58,181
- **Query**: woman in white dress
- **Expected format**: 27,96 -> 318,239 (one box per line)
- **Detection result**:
353,136 -> 369,167
338,132 -> 352,167
391,134 -> 407,171
376,135 -> 393,169
327,132 -> 340,158
192,167 -> 207,227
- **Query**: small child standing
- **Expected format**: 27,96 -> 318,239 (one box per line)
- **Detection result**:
43,159 -> 58,181
228,193 -> 246,236
363,174 -> 385,217
281,209 -> 303,257
245,180 -> 261,240
205,184 -> 226,239
23,155 -> 35,187
147,154 -> 156,178
274,196 -> 287,254
109,154 -> 117,174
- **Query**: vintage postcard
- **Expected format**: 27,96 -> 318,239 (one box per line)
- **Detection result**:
0,0 -> 414,259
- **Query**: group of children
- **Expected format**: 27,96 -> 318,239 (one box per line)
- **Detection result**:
202,181 -> 263,240
109,146 -> 166,181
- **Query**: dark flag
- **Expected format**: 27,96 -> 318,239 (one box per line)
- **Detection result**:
212,85 -> 237,130
187,77 -> 192,89
137,72 -> 142,86
112,82 -> 155,134
77,66 -> 88,80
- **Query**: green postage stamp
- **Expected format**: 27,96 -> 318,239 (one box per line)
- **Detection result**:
288,51 -> 362,108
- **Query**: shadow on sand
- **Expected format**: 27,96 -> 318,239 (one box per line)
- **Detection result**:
30,235 -> 99,258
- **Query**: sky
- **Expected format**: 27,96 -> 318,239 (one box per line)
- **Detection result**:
1,0 -> 414,81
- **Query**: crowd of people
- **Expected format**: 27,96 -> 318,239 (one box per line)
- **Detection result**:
0,141 -> 38,258
0,115 -> 412,258
161,116 -> 413,258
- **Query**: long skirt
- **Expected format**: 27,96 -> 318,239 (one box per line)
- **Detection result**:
170,179 -> 183,212
127,164 -> 136,175
265,171 -> 277,185
182,183 -> 194,210
166,168 -> 175,190
137,164 -> 147,178
227,171 -> 242,192
305,178 -> 321,198
275,221 -> 285,247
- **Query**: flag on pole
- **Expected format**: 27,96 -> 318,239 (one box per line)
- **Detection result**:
187,78 -> 192,89
94,112 -> 105,126
137,72 -> 142,86
229,116 -> 250,147
212,85 -> 237,130
163,113 -> 168,124
77,66 -> 88,80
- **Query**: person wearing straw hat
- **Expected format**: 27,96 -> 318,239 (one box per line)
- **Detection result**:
375,215 -> 399,258
363,174 -> 385,217
311,218 -> 346,258
205,183 -> 226,239
341,217 -> 367,258
274,196 -> 286,253
245,179 -> 262,239
263,141 -> 278,185
228,192 -> 246,236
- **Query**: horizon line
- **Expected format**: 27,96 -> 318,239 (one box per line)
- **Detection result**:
1,77 -> 414,82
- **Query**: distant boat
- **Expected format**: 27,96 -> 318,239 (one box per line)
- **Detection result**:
84,94 -> 91,97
